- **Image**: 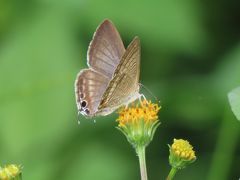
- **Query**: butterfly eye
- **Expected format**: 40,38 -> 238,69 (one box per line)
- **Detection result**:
81,100 -> 87,108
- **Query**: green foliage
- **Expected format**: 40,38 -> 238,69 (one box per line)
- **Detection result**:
228,87 -> 240,121
0,0 -> 240,180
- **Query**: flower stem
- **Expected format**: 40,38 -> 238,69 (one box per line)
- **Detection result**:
136,146 -> 148,180
166,167 -> 178,180
17,175 -> 23,180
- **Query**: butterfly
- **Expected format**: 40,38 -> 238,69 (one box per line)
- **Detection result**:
75,19 -> 142,117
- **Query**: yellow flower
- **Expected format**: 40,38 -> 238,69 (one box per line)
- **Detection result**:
171,139 -> 196,161
0,164 -> 22,180
0,169 -> 8,180
169,139 -> 196,169
117,100 -> 160,127
117,99 -> 161,148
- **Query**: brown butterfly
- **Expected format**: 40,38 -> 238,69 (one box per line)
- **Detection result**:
75,19 -> 142,117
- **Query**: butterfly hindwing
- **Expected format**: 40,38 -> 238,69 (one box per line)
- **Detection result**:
75,69 -> 109,116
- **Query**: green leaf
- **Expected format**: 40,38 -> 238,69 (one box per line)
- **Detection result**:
228,86 -> 240,121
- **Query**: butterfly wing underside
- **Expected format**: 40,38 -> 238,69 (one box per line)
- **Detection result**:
98,37 -> 141,112
75,20 -> 126,116
75,69 -> 109,116
88,20 -> 125,78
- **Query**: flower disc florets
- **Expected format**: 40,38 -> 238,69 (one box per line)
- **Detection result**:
169,139 -> 196,169
117,100 -> 161,148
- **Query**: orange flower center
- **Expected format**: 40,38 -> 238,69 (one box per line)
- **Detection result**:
117,100 -> 160,127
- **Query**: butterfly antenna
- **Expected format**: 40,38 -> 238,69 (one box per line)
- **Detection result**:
139,83 -> 159,103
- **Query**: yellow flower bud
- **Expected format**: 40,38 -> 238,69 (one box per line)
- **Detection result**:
0,164 -> 22,180
171,139 -> 196,161
0,169 -> 8,180
169,139 -> 196,169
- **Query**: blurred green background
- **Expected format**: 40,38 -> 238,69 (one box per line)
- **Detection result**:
0,0 -> 240,179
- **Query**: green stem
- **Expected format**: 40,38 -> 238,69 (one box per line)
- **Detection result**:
16,174 -> 23,180
166,167 -> 178,180
136,146 -> 148,180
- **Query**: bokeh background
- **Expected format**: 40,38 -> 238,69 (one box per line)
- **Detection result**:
0,0 -> 240,179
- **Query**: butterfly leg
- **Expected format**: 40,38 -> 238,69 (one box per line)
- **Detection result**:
122,93 -> 142,109
138,93 -> 146,101
138,93 -> 148,107
124,100 -> 131,109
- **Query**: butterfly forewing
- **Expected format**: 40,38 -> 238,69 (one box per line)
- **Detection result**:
75,69 -> 109,116
98,37 -> 141,110
88,20 -> 125,78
